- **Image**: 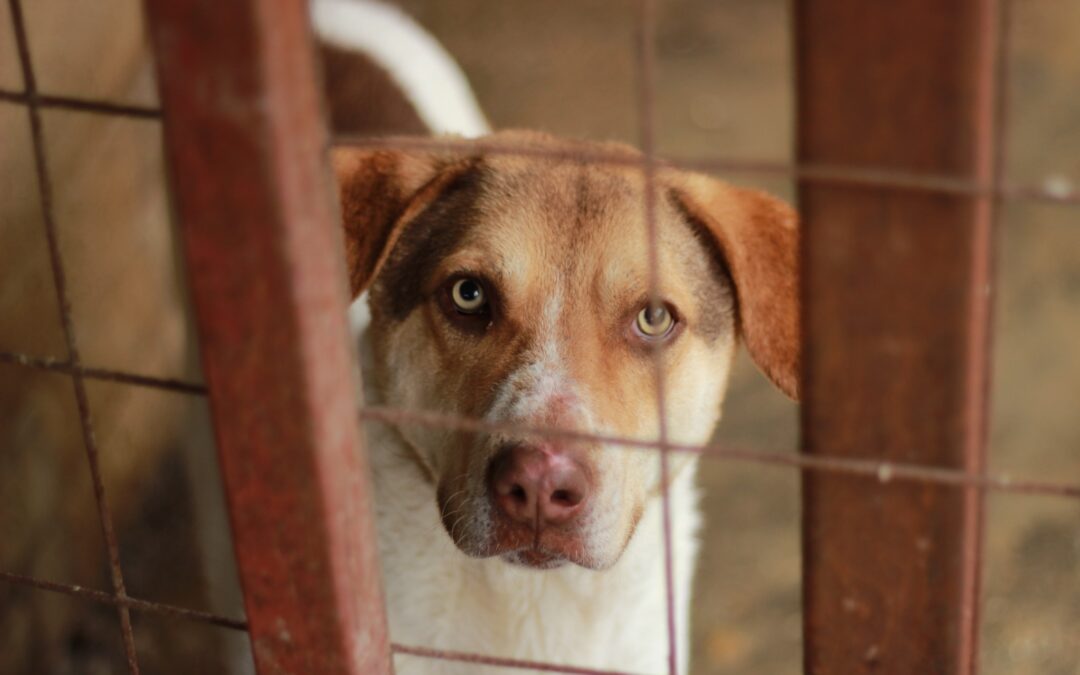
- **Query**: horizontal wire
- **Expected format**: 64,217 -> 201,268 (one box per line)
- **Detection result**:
0,569 -> 248,631
0,89 -> 1074,206
336,135 -> 1080,208
358,404 -> 1080,500
0,351 -> 207,395
0,88 -> 162,119
4,349 -> 1075,500
391,644 -> 642,675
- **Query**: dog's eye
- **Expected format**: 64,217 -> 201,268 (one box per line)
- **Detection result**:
635,304 -> 674,338
450,278 -> 487,314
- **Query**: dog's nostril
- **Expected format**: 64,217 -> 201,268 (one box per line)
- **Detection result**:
509,484 -> 528,504
551,489 -> 578,506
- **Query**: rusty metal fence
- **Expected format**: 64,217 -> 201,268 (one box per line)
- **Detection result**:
2,0 -> 1079,674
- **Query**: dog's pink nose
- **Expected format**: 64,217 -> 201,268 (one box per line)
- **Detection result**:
490,445 -> 589,527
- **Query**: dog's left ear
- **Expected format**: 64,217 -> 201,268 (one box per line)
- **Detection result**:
666,172 -> 800,400
331,145 -> 474,297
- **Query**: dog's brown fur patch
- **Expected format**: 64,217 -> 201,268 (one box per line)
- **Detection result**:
320,44 -> 428,137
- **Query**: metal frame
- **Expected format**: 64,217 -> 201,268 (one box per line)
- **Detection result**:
796,1 -> 1000,672
143,0 -> 391,673
2,0 -> 1079,673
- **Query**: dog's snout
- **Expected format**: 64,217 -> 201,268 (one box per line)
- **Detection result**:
490,445 -> 589,527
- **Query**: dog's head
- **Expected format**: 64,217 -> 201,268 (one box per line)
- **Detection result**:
335,131 -> 798,570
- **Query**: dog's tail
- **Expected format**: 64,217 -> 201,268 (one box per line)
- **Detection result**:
311,0 -> 491,138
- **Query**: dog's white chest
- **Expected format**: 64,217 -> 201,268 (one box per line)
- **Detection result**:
365,423 -> 700,675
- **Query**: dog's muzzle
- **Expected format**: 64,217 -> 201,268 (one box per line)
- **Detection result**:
484,442 -> 594,568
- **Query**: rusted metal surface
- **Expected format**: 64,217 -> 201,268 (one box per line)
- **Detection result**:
144,1 -> 391,673
796,1 -> 999,674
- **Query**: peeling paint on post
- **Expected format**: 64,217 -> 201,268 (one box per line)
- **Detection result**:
144,1 -> 392,673
796,1 -> 998,674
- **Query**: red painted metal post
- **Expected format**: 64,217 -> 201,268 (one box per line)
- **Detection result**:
144,1 -> 392,673
796,1 -> 998,674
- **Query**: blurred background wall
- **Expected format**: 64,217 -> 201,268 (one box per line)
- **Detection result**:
0,1 -> 1077,673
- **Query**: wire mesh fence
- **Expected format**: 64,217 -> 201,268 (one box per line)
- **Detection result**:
1,0 -> 1079,673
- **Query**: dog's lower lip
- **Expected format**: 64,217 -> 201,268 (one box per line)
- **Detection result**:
521,547 -> 557,563
505,547 -> 567,569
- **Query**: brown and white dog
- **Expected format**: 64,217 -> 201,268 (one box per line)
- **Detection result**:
336,135 -> 797,674
319,2 -> 799,672
0,0 -> 796,672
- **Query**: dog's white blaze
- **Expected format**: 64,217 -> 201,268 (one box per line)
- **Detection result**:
487,289 -> 579,424
311,0 -> 491,137
479,289 -> 639,566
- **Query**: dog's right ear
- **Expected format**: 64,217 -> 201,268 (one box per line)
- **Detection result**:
665,172 -> 801,401
331,146 -> 472,297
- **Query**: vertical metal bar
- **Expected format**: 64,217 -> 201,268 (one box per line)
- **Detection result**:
634,0 -> 679,673
795,1 -> 998,674
144,1 -> 392,673
7,0 -> 142,671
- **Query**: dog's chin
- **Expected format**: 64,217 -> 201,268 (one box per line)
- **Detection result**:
437,494 -> 624,571
501,548 -> 570,570
450,534 -> 608,570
